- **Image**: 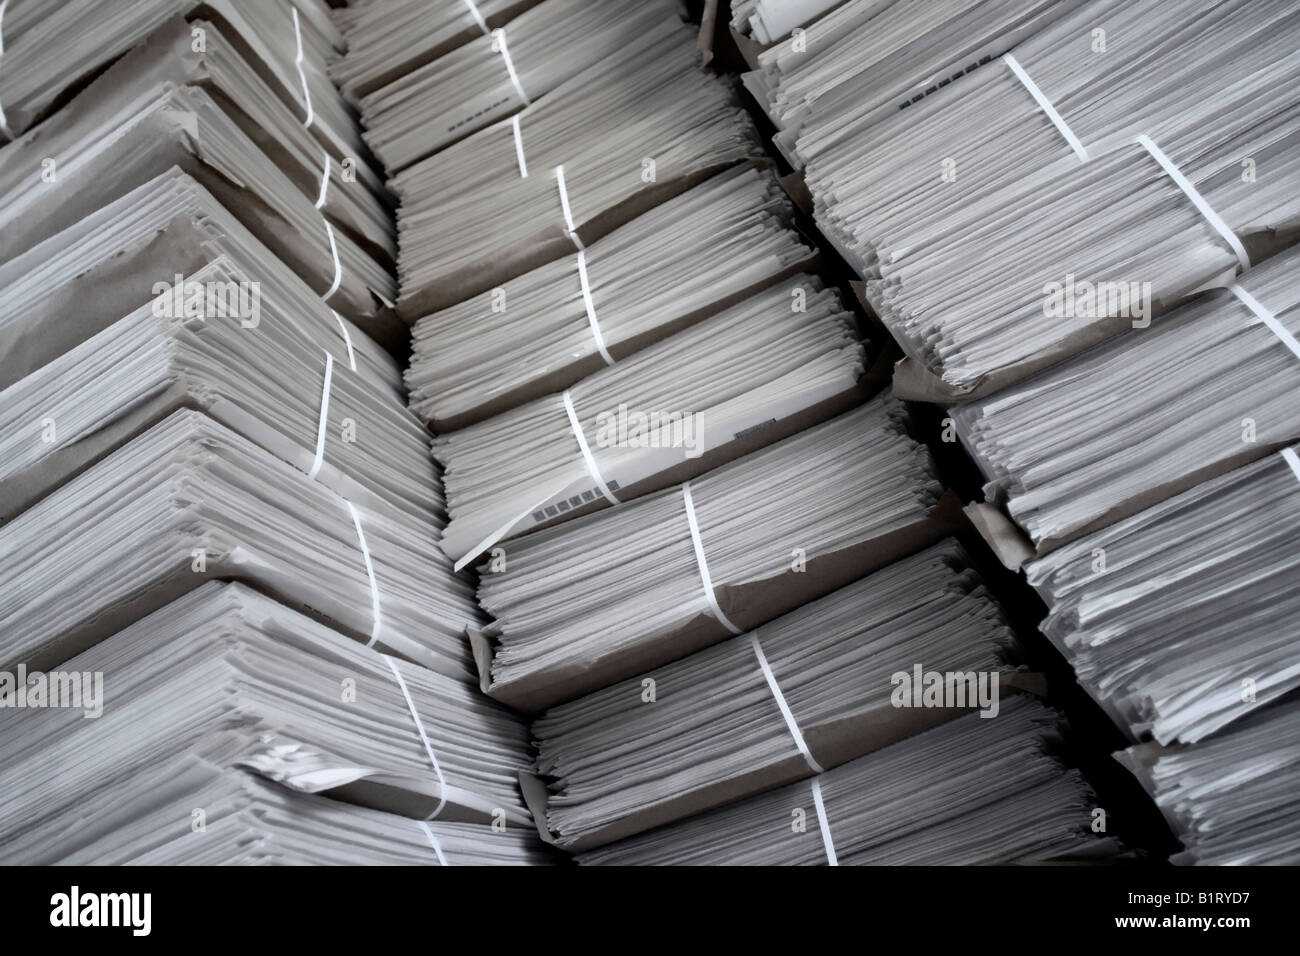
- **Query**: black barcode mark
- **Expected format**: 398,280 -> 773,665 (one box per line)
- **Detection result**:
531,480 -> 621,522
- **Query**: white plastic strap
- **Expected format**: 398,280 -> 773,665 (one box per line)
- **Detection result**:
322,219 -> 342,301
291,7 -> 315,129
561,390 -> 619,505
461,0 -> 489,34
682,482 -> 743,635
315,152 -> 331,210
749,630 -> 823,773
554,165 -> 584,250
810,778 -> 838,866
0,0 -> 12,140
308,350 -> 333,480
330,308 -> 357,372
576,251 -> 615,366
1137,134 -> 1250,273
491,28 -> 530,106
385,655 -> 449,821
346,500 -> 383,645
1003,53 -> 1088,163
1230,284 -> 1300,363
1282,448 -> 1300,484
418,821 -> 450,865
511,114 -> 528,178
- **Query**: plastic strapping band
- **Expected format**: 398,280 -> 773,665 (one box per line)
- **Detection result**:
810,778 -> 838,866
1002,53 -> 1088,163
346,500 -> 383,645
461,0 -> 488,34
330,308 -> 357,371
322,220 -> 342,300
576,251 -> 614,365
0,0 -> 12,140
749,629 -> 823,773
292,8 -> 315,129
385,655 -> 448,821
491,28 -> 530,106
308,350 -> 333,479
1137,134 -> 1250,273
315,152 -> 331,209
1230,284 -> 1300,363
554,165 -> 584,250
1282,448 -> 1300,484
511,114 -> 528,178
682,481 -> 743,635
561,390 -> 619,505
418,822 -> 450,865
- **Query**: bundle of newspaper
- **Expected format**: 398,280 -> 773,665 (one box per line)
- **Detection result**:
0,0 -> 347,143
0,258 -> 436,524
578,696 -> 1119,865
0,582 -> 538,863
1118,699 -> 1300,865
1026,446 -> 1300,746
391,17 -> 761,315
745,0 -> 1072,166
0,40 -> 395,333
10,764 -> 549,865
0,410 -> 482,679
473,397 -> 951,710
531,541 -> 1023,850
331,0 -> 543,101
405,166 -> 816,431
953,243 -> 1300,552
0,169 -> 403,393
359,0 -> 680,172
789,0 -> 1300,398
433,277 -> 866,566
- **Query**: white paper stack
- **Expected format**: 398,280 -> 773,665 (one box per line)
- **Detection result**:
0,581 -> 539,862
1025,447 -> 1300,747
432,276 -> 866,566
9,762 -> 551,866
747,0 -> 1072,166
390,17 -> 761,315
785,0 -> 1300,398
1117,699 -> 1300,865
0,0 -> 349,144
952,243 -> 1300,551
358,0 -> 681,172
404,166 -> 816,430
531,540 -> 1022,849
331,0 -> 543,101
577,696 -> 1120,865
0,57 -> 396,327
0,168 -> 404,390
0,257 -> 435,523
0,410 -> 482,679
473,396 -> 949,710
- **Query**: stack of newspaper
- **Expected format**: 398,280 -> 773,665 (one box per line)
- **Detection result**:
1118,699 -> 1300,865
0,582 -> 544,864
388,16 -> 761,316
744,0 -> 1300,399
531,541 -> 1023,849
578,697 -> 1120,865
953,244 -> 1300,552
473,397 -> 951,710
0,0 -> 550,866
358,0 -> 682,172
404,166 -> 816,431
1026,447 -> 1300,747
432,277 -> 866,566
